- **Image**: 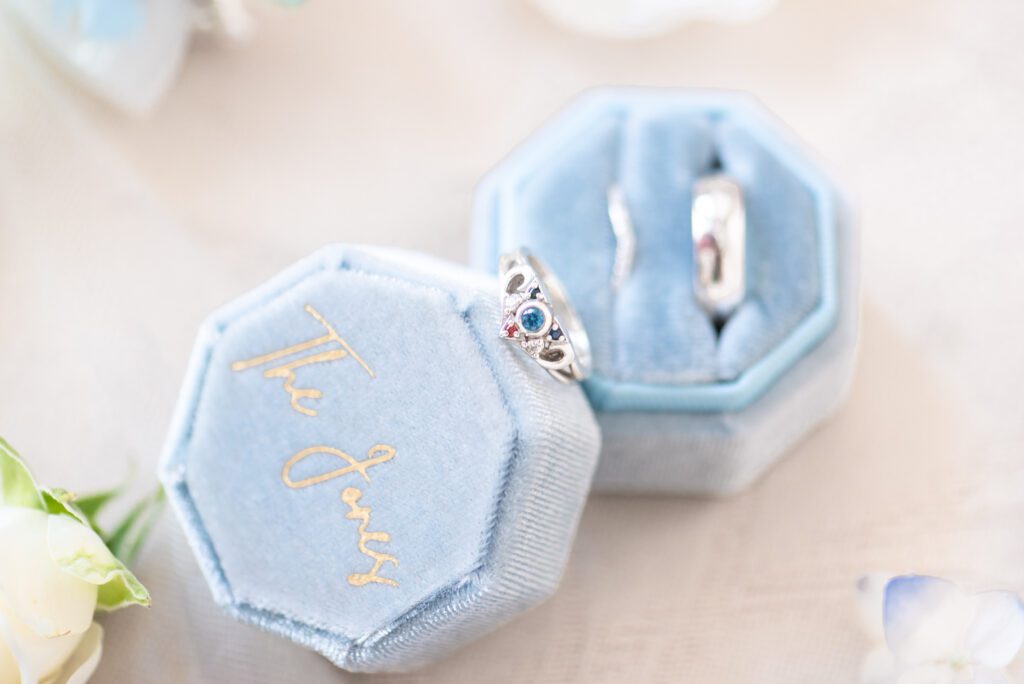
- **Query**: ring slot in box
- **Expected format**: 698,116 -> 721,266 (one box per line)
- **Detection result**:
160,245 -> 600,672
472,88 -> 859,494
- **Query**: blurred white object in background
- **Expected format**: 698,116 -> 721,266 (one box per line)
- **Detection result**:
194,0 -> 256,42
0,0 -> 266,115
530,0 -> 779,38
0,0 -> 193,114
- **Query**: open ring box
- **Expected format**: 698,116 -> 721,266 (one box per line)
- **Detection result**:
472,88 -> 860,495
160,246 -> 600,672
159,88 -> 857,673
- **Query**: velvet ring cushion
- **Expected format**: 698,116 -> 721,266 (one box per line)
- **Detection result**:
160,245 -> 600,671
472,88 -> 859,494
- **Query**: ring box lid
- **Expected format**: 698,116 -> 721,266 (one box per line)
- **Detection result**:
160,245 -> 600,672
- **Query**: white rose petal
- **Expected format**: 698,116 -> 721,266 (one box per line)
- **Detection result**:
0,442 -> 149,684
0,508 -> 97,639
0,595 -> 86,684
54,623 -> 103,684
0,636 -> 16,683
46,515 -> 120,586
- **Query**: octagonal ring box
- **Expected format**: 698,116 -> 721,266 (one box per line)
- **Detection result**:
159,245 -> 600,672
471,88 -> 859,495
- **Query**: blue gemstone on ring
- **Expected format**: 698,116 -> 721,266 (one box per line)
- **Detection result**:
550,328 -> 562,340
520,306 -> 546,333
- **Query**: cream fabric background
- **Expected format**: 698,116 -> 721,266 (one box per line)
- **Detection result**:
1,0 -> 1023,681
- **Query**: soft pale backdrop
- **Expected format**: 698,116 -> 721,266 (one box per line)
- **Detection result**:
1,0 -> 1022,681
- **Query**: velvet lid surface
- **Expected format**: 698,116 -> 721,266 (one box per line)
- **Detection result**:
472,88 -> 841,413
160,245 -> 600,671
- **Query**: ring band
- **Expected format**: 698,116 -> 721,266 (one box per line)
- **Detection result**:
692,174 -> 746,322
607,184 -> 636,292
498,249 -> 592,383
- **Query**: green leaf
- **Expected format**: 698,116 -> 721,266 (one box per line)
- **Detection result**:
74,460 -> 136,530
95,563 -> 152,611
73,486 -> 123,522
0,437 -> 45,510
45,486 -> 118,540
41,488 -> 90,525
104,487 -> 165,567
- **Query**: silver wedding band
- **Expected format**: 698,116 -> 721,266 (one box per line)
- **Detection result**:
606,173 -> 747,323
691,174 -> 746,322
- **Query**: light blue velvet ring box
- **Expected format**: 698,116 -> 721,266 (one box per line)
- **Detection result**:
159,245 -> 600,672
472,88 -> 859,495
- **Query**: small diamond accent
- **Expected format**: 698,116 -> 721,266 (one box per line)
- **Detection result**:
522,338 -> 545,355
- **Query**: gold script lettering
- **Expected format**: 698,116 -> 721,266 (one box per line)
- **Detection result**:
281,444 -> 396,489
340,487 -> 399,587
282,443 -> 400,589
231,304 -> 374,417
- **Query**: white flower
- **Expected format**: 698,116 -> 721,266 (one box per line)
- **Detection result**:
857,574 -> 1024,684
0,440 -> 150,684
529,0 -> 780,39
